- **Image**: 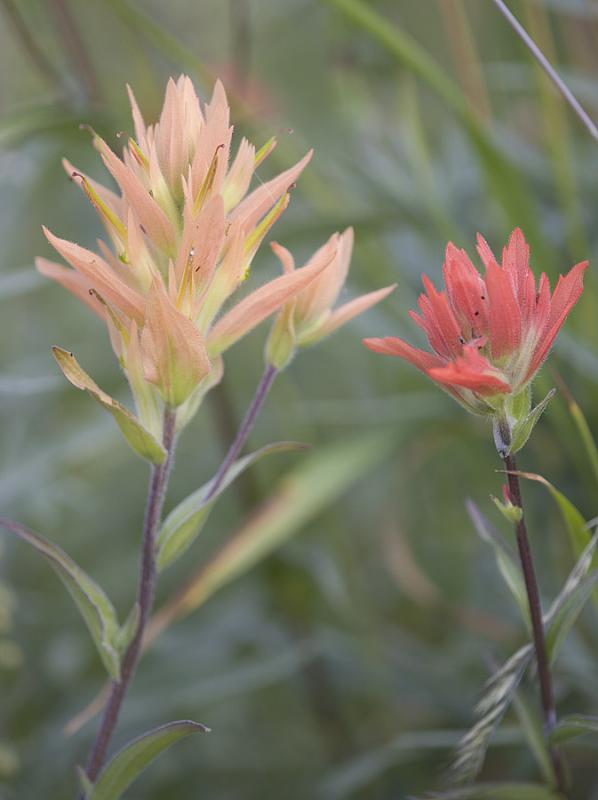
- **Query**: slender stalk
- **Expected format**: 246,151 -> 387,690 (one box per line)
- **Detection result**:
503,452 -> 566,794
64,368 -> 277,751
491,0 -> 598,144
83,407 -> 177,785
206,364 -> 278,501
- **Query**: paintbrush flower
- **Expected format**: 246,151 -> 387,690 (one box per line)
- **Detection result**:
364,229 -> 586,452
266,228 -> 395,368
37,76 -> 328,435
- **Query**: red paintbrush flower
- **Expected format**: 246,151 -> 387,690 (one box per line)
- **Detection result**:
364,228 -> 587,419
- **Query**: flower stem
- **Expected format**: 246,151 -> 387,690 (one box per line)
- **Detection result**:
503,452 -> 566,794
83,407 -> 177,786
206,363 -> 278,501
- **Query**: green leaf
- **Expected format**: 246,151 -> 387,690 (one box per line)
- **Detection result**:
150,431 -> 398,637
550,714 -> 598,745
512,692 -> 555,785
52,348 -> 166,465
77,766 -> 94,799
515,470 -> 589,559
0,518 -> 121,679
466,499 -> 528,624
564,392 -> 598,489
455,528 -> 598,782
89,720 -> 209,800
156,441 -> 308,572
113,603 -> 140,656
414,783 -> 562,799
65,432 -> 400,738
540,529 -> 598,664
545,569 -> 598,664
510,389 -> 556,455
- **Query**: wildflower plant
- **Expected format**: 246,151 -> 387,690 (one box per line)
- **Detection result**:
0,76 -> 393,797
364,229 -> 589,795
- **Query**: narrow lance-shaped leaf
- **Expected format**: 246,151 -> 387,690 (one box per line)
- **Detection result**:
546,527 -> 598,624
552,371 -> 598,490
550,714 -> 598,745
0,518 -> 121,679
566,393 -> 598,489
52,348 -> 166,465
514,470 -> 589,560
466,499 -> 528,625
148,433 -> 404,641
509,388 -> 555,455
113,603 -> 140,656
156,441 -> 308,572
545,569 -> 598,664
77,767 -> 94,799
542,530 -> 598,667
452,530 -> 598,783
88,720 -> 209,800
543,527 -> 598,664
513,469 -> 598,613
151,431 -> 400,639
511,692 -> 555,785
65,432 -> 400,737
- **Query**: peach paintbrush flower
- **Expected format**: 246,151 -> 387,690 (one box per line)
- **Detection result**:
364,229 -> 586,452
36,76 -> 328,436
266,228 -> 396,368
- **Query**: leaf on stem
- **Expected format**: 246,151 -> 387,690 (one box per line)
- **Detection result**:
542,528 -> 598,664
545,570 -> 598,664
52,347 -> 166,464
86,720 -> 209,800
550,714 -> 598,745
511,691 -> 555,785
113,603 -> 140,656
65,432 -> 399,737
508,389 -> 555,455
151,431 -> 397,637
156,441 -> 308,572
77,767 -> 94,799
452,528 -> 598,782
0,519 -> 121,679
513,470 -> 589,560
466,499 -> 528,624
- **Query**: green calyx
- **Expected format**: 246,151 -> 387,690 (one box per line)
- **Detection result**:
492,386 -> 556,459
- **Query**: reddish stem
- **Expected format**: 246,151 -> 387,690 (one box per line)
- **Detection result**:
83,407 -> 177,786
503,452 -> 566,794
205,364 -> 277,501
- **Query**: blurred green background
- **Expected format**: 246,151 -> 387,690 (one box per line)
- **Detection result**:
1,0 -> 598,797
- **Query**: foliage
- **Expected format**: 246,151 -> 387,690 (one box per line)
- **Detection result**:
2,1 -> 598,797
